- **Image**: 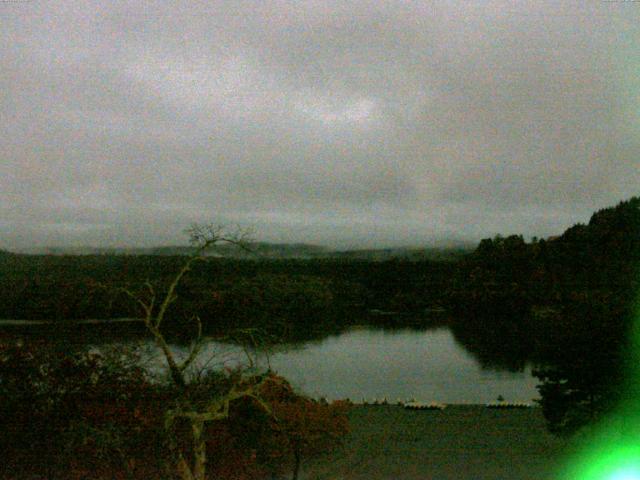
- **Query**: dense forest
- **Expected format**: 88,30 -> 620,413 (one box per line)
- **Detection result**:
450,197 -> 640,433
0,248 -> 457,340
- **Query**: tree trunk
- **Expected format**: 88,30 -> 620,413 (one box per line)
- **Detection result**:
192,420 -> 207,480
176,453 -> 195,480
292,446 -> 301,480
166,422 -> 195,480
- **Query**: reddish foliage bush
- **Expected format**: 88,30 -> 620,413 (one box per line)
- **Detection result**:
202,374 -> 350,479
0,341 -> 348,480
0,339 -> 168,479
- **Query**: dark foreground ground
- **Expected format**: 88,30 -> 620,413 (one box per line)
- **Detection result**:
301,405 -> 572,480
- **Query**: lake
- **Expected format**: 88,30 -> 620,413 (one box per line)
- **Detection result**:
0,321 -> 540,404
151,325 -> 540,404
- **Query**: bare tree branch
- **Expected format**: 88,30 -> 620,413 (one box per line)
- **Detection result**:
110,224 -> 287,480
114,285 -> 153,318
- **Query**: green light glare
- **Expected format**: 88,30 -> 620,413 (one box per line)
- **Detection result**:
561,444 -> 640,480
609,468 -> 640,480
556,293 -> 640,480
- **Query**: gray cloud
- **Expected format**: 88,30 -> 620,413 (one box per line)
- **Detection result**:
1,0 -> 639,249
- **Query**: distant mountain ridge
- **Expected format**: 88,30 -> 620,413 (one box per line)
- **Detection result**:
13,241 -> 474,261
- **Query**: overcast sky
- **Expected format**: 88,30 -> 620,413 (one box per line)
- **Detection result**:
2,0 -> 639,249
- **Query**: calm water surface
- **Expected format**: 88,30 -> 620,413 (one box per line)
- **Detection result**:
167,326 -> 539,404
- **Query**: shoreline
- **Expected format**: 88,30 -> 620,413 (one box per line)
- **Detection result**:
0,318 -> 142,325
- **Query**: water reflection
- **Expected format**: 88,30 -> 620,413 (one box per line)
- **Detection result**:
448,320 -> 532,373
261,327 -> 539,403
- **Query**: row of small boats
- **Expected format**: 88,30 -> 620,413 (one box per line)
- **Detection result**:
343,398 -> 532,410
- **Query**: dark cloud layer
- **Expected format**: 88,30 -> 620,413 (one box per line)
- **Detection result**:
2,1 -> 639,248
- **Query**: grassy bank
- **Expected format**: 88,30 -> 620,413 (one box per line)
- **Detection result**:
301,405 -> 572,480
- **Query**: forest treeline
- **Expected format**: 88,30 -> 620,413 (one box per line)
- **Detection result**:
0,250 -> 456,339
450,197 -> 639,366
449,196 -> 640,433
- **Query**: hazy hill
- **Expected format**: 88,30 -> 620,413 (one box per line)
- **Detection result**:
332,245 -> 473,262
14,242 -> 474,261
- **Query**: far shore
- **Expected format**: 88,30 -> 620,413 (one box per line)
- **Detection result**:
0,318 -> 143,325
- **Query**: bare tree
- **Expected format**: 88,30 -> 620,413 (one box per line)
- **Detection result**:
119,224 -> 279,480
